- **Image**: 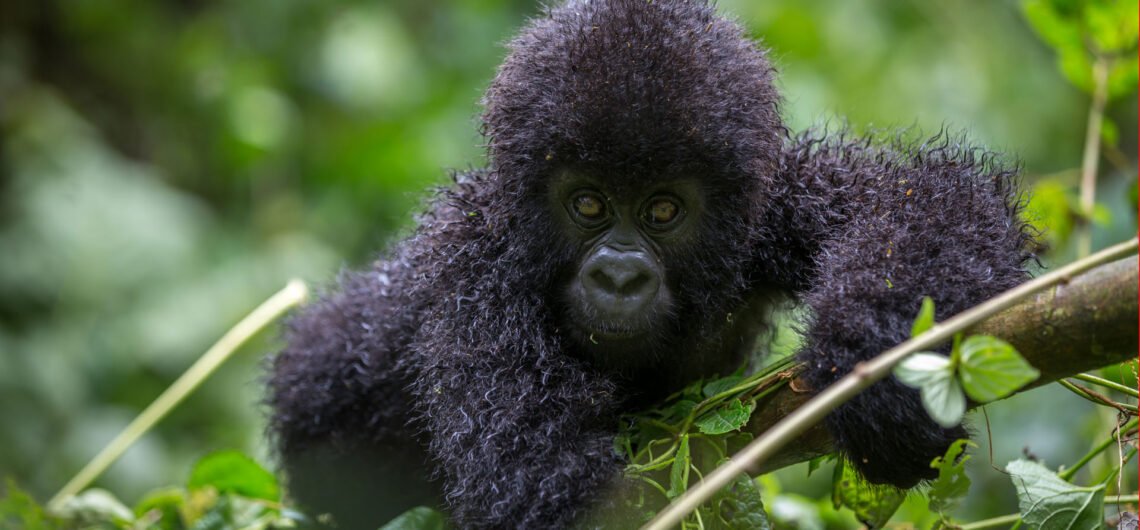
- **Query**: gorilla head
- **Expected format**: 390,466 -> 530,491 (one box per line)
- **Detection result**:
480,0 -> 783,376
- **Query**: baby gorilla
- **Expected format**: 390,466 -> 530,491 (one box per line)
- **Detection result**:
267,0 -> 1034,527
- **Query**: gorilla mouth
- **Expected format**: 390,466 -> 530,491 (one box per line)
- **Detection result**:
586,324 -> 644,341
563,282 -> 670,345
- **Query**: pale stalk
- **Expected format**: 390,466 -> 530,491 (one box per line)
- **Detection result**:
1076,56 -> 1109,258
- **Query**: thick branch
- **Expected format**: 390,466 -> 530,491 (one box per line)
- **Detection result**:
746,255 -> 1139,475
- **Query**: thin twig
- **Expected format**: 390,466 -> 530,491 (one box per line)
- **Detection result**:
1058,380 -> 1138,414
1074,373 -> 1139,398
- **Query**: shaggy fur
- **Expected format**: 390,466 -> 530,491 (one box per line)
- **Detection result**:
267,0 -> 1035,527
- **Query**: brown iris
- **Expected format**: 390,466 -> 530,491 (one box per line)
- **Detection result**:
646,199 -> 679,225
573,194 -> 606,219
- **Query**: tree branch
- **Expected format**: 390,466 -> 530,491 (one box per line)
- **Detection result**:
646,241 -> 1138,530
745,254 -> 1139,476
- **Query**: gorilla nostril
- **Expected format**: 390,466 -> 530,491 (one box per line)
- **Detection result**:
617,272 -> 650,296
589,269 -> 617,292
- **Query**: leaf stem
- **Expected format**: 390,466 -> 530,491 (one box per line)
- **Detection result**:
1074,373 -> 1139,398
1058,379 -> 1138,413
1059,418 -> 1138,481
47,280 -> 309,510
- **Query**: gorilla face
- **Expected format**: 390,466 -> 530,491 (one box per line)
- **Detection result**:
549,169 -> 705,353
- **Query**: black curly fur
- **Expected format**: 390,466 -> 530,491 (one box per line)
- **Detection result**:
266,0 -> 1035,527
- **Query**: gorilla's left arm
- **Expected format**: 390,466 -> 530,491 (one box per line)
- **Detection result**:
766,131 -> 1036,487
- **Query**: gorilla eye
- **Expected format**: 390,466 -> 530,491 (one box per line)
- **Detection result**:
571,193 -> 607,221
644,198 -> 681,227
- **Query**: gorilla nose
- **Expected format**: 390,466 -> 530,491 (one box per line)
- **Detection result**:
580,247 -> 661,314
589,267 -> 649,295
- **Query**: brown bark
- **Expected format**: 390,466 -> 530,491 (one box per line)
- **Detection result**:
746,255 -> 1139,474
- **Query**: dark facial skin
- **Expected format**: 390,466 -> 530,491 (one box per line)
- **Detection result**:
549,170 -> 705,356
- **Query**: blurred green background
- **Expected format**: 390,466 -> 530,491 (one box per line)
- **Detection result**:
1,0 -> 1136,525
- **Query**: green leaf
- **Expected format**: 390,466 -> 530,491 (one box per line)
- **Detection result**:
703,375 -> 744,398
667,435 -> 691,499
806,454 -> 829,478
133,487 -> 186,530
380,506 -> 449,530
1006,459 -> 1106,530
895,352 -> 953,388
187,451 -> 280,502
911,296 -> 936,338
1024,179 -> 1075,249
831,459 -> 905,527
726,432 -> 754,456
714,475 -> 770,530
895,352 -> 965,427
1021,0 -> 1139,97
0,480 -> 63,530
928,439 -> 973,515
1089,203 -> 1112,227
1084,1 -> 1138,53
958,336 -> 1040,402
661,399 -> 699,422
921,371 -> 966,428
695,399 -> 755,435
1101,117 -> 1119,147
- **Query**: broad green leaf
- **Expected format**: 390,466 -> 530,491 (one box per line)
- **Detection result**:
1021,0 -> 1139,97
380,506 -> 448,530
1006,459 -> 1105,530
714,475 -> 770,530
695,399 -> 755,435
831,459 -> 905,527
1084,1 -> 1138,53
911,297 -> 936,338
662,399 -> 699,422
928,439 -> 973,515
1022,0 -> 1082,53
188,451 -> 280,502
703,375 -> 744,398
726,432 -> 754,456
667,435 -> 691,499
1024,179 -> 1075,249
895,352 -> 953,388
923,372 -> 966,428
958,336 -> 1040,402
895,352 -> 965,427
